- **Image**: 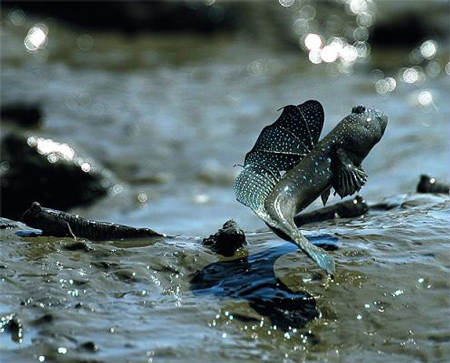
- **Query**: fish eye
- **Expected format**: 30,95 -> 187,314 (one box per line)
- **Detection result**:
352,105 -> 366,114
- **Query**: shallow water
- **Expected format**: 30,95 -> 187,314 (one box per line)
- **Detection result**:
1,7 -> 450,363
1,194 -> 449,362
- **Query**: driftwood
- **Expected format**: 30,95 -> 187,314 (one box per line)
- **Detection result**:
294,195 -> 368,226
22,202 -> 163,241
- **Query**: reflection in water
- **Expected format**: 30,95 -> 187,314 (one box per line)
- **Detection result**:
191,235 -> 338,331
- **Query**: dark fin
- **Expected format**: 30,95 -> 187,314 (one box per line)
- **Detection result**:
332,148 -> 368,198
244,100 -> 324,172
234,162 -> 280,215
321,187 -> 331,206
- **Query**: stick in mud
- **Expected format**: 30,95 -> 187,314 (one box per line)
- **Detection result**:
294,195 -> 369,227
22,202 -> 163,241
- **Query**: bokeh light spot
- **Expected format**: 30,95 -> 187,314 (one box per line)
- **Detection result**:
375,77 -> 396,95
304,33 -> 322,50
77,34 -> 94,51
320,45 -> 338,63
279,0 -> 295,7
402,68 -> 419,84
418,91 -> 433,106
81,163 -> 91,173
426,60 -> 441,78
420,40 -> 437,60
355,41 -> 370,58
340,44 -> 358,62
356,12 -> 373,27
349,0 -> 368,14
24,24 -> 48,52
9,8 -> 26,26
445,62 -> 450,76
293,18 -> 309,34
308,49 -> 322,64
353,27 -> 369,42
247,60 -> 265,76
299,5 -> 316,21
137,193 -> 148,203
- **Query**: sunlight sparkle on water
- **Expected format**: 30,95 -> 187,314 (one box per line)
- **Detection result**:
81,162 -> 91,172
299,5 -> 316,20
27,137 -> 75,161
279,0 -> 295,7
137,192 -> 148,203
320,45 -> 338,63
420,40 -> 438,60
308,49 -> 322,64
24,24 -> 48,52
445,62 -> 450,76
356,11 -> 373,27
349,0 -> 369,14
57,347 -> 67,354
304,33 -> 322,50
402,68 -> 419,84
375,77 -> 396,95
9,8 -> 26,26
418,91 -> 433,107
77,34 -> 94,51
340,44 -> 358,62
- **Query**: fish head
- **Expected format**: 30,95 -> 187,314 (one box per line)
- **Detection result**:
337,105 -> 388,164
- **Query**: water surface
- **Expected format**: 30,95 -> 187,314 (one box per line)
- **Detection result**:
1,8 -> 449,363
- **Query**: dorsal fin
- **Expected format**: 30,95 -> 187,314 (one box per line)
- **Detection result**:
244,100 -> 324,172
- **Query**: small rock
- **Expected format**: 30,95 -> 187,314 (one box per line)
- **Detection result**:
417,174 -> 450,194
203,220 -> 246,257
32,313 -> 54,325
63,241 -> 91,252
78,341 -> 99,352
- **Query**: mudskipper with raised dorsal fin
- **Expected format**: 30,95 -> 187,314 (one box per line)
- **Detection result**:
234,100 -> 388,275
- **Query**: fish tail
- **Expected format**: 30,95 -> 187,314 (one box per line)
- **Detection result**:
294,232 -> 335,275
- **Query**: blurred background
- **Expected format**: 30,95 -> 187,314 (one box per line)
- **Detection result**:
1,0 -> 449,234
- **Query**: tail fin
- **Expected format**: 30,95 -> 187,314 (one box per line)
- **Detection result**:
234,161 -> 280,216
293,232 -> 335,275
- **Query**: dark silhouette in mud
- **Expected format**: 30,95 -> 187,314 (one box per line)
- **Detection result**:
191,235 -> 338,331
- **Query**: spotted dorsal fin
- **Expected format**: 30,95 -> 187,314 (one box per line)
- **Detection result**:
244,100 -> 324,172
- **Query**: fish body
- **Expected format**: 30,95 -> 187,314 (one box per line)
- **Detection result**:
235,101 -> 387,274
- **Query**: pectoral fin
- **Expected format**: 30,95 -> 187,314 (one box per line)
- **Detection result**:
332,148 -> 368,198
321,187 -> 331,206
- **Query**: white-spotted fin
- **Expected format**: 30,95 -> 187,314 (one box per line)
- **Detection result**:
234,161 -> 280,215
244,100 -> 324,172
235,100 -> 324,217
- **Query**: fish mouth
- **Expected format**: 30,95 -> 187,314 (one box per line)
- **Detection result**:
375,109 -> 388,134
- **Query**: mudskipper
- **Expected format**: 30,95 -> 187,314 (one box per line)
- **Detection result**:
234,100 -> 388,275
